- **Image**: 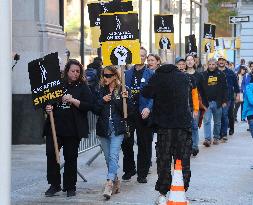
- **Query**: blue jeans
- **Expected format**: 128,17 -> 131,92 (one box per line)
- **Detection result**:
203,101 -> 222,140
192,114 -> 199,150
220,101 -> 231,137
249,119 -> 253,138
99,132 -> 124,181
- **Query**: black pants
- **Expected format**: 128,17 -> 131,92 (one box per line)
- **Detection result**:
228,100 -> 235,131
121,113 -> 153,178
234,101 -> 243,121
46,135 -> 80,190
155,128 -> 192,195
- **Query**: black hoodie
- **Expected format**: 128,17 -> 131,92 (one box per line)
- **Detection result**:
142,64 -> 192,129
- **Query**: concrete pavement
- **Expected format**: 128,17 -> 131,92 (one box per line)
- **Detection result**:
11,121 -> 253,205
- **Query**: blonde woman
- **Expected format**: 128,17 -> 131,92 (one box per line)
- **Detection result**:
93,66 -> 132,199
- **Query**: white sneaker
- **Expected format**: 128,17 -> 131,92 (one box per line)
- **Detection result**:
155,194 -> 167,205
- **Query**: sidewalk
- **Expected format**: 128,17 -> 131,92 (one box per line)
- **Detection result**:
11,122 -> 253,205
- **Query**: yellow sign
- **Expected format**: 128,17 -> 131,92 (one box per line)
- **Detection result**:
202,38 -> 215,53
155,33 -> 175,50
101,39 -> 141,66
90,27 -> 101,48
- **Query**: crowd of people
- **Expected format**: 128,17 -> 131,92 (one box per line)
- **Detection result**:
42,47 -> 253,205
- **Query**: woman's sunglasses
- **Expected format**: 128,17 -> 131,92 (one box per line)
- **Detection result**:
103,73 -> 115,78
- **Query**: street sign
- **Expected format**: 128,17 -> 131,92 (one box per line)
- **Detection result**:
229,16 -> 250,24
221,3 -> 237,9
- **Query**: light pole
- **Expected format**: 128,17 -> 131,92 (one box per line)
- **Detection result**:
190,0 -> 203,58
179,0 -> 182,56
149,0 -> 153,53
139,0 -> 142,43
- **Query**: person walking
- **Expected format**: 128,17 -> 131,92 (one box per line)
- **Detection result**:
43,59 -> 93,197
93,66 -> 132,199
202,58 -> 228,146
242,61 -> 253,93
217,55 -> 240,140
235,58 -> 246,73
234,66 -> 247,122
141,64 -> 192,205
176,56 -> 200,156
242,78 -> 253,138
185,54 -> 205,155
121,46 -> 154,183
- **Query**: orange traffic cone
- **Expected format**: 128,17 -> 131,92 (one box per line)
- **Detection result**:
167,159 -> 189,205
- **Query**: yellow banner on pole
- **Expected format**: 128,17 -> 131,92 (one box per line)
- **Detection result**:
101,39 -> 141,66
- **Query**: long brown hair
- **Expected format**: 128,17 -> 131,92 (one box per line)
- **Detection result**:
100,65 -> 121,91
185,54 -> 196,70
63,59 -> 85,83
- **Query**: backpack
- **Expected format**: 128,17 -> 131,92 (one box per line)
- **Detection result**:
85,68 -> 99,90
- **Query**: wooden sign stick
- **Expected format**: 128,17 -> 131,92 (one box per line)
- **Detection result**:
120,65 -> 127,118
49,111 -> 60,164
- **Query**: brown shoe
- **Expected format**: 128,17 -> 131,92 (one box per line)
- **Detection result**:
103,180 -> 113,199
213,138 -> 219,145
112,178 -> 120,194
203,139 -> 211,147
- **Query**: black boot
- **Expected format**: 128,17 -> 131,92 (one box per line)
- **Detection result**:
45,185 -> 61,197
122,170 -> 136,180
67,189 -> 76,197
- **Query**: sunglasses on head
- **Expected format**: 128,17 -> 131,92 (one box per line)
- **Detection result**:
103,73 -> 115,78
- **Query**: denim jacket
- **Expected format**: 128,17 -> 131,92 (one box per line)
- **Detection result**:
93,86 -> 133,138
125,65 -> 154,113
242,83 -> 253,120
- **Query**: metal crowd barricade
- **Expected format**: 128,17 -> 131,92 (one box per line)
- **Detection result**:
79,111 -> 102,166
60,111 -> 102,182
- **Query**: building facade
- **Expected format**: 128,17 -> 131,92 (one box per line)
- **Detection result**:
237,0 -> 253,63
12,0 -> 66,144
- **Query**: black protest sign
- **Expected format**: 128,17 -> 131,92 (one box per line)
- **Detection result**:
28,52 -> 63,109
185,34 -> 197,55
100,12 -> 139,42
88,1 -> 133,27
88,3 -> 102,27
203,23 -> 216,39
154,15 -> 174,33
154,15 -> 174,50
105,1 -> 133,13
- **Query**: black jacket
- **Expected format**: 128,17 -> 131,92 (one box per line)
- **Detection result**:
142,64 -> 192,129
202,69 -> 228,108
93,86 -> 133,138
43,81 -> 93,139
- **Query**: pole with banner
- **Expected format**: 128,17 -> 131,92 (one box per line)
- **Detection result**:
100,12 -> 141,136
28,52 -> 64,164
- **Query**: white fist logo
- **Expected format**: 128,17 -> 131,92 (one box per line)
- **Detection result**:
161,37 -> 170,49
113,46 -> 128,65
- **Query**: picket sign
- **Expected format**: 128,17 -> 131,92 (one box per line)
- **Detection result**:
28,52 -> 63,164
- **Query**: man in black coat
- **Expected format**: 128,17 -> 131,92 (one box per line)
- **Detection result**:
141,64 -> 192,204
